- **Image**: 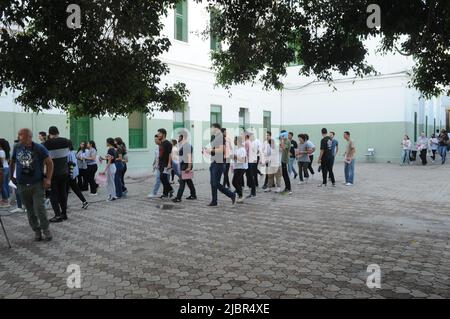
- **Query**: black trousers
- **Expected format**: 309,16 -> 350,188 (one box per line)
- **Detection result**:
308,155 -> 315,175
232,169 -> 246,198
122,163 -> 127,192
86,164 -> 98,194
321,159 -> 335,185
69,178 -> 87,203
246,163 -> 258,196
222,162 -> 231,188
298,162 -> 310,181
420,149 -> 427,165
281,163 -> 291,191
176,177 -> 196,199
77,168 -> 89,191
160,169 -> 173,196
50,174 -> 68,217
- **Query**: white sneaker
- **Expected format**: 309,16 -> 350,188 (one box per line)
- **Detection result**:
298,181 -> 305,185
345,183 -> 353,186
264,188 -> 272,193
236,197 -> 244,203
147,193 -> 158,198
10,207 -> 24,214
89,193 -> 98,196
274,187 -> 282,193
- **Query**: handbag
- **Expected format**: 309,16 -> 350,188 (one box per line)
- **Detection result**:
181,170 -> 194,180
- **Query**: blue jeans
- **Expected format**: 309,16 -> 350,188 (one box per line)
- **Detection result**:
114,162 -> 124,198
210,162 -> 235,205
2,167 -> 10,200
344,160 -> 355,184
438,146 -> 447,164
401,149 -> 410,164
152,169 -> 161,195
288,157 -> 297,176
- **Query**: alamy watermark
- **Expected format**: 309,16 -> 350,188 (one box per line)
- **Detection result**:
367,4 -> 381,29
366,264 -> 381,289
66,264 -> 82,289
66,4 -> 81,29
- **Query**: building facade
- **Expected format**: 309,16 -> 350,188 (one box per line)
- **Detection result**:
0,1 -> 448,173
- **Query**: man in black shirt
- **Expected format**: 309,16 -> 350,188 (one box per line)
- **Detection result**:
203,123 -> 236,207
157,128 -> 173,198
44,126 -> 71,222
317,128 -> 335,187
288,132 -> 298,179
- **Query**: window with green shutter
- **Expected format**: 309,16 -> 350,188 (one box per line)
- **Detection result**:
210,9 -> 221,51
175,0 -> 188,42
239,108 -> 247,132
129,112 -> 145,149
210,105 -> 222,127
70,116 -> 91,149
263,111 -> 271,133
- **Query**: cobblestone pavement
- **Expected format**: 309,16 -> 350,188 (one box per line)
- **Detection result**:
1,162 -> 449,299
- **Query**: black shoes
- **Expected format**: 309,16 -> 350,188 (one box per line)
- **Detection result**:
34,230 -> 43,242
207,202 -> 218,207
61,214 -> 68,221
82,202 -> 89,210
49,216 -> 64,223
186,196 -> 197,200
172,198 -> 182,203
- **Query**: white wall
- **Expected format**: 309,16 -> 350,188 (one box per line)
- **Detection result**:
282,74 -> 409,125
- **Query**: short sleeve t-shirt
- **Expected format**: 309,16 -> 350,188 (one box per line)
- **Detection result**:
320,136 -> 333,161
43,137 -> 70,176
0,150 -> 9,168
13,143 -> 49,185
159,140 -> 172,168
289,140 -> 298,158
211,133 -> 225,164
297,142 -> 310,163
331,139 -> 339,156
85,148 -> 97,165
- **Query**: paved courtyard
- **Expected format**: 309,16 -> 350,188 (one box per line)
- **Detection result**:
0,161 -> 449,299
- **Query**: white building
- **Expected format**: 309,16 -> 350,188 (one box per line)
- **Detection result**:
0,1 -> 448,171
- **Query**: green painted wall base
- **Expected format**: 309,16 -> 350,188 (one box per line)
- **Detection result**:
0,111 -> 436,171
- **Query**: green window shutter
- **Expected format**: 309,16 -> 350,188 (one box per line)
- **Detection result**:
210,105 -> 222,126
129,112 -> 145,149
175,1 -> 188,42
70,116 -> 91,148
414,112 -> 418,142
210,10 -> 221,51
263,111 -> 271,133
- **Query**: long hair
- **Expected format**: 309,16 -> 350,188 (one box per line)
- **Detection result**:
88,140 -> 97,151
114,137 -> 127,154
77,141 -> 87,153
0,138 -> 11,160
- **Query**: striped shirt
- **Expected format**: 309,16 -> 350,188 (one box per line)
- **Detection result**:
44,137 -> 70,176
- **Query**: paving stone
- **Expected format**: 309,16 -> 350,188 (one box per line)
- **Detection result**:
0,163 -> 449,299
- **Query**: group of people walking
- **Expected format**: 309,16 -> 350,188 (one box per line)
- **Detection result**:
401,129 -> 450,166
148,124 -> 357,207
0,126 -> 130,242
1,123 -> 359,242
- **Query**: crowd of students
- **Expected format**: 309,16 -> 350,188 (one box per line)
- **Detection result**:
0,123 -> 360,242
401,129 -> 450,166
0,126 -> 130,242
147,125 -> 357,206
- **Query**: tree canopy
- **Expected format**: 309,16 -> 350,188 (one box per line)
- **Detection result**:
0,0 -> 188,117
0,1 -> 448,118
207,0 -> 449,97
